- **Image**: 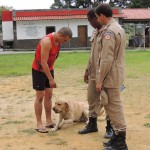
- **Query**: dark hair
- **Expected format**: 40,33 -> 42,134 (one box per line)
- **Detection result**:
87,9 -> 97,19
95,4 -> 112,17
58,27 -> 72,38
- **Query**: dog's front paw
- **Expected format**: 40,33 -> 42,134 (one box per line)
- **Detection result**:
50,127 -> 58,132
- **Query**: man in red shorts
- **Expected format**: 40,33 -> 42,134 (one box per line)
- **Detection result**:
32,27 -> 72,133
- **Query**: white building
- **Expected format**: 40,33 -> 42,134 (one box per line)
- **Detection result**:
2,8 -> 123,50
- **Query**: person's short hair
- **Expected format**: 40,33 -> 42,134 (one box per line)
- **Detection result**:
58,27 -> 72,38
87,9 -> 97,19
95,4 -> 112,17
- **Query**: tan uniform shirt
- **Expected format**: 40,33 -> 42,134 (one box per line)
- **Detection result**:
96,18 -> 126,88
86,28 -> 101,80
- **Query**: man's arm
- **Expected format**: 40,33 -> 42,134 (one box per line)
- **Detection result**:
84,58 -> 91,83
84,29 -> 96,83
40,37 -> 56,88
96,31 -> 116,92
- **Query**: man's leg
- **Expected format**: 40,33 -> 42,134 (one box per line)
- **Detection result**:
104,115 -> 113,139
44,88 -> 54,127
103,85 -> 125,139
103,88 -> 128,150
78,79 -> 100,134
34,90 -> 45,129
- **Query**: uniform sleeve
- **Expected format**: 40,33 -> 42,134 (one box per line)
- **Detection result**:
86,56 -> 91,71
97,31 -> 116,84
86,30 -> 96,72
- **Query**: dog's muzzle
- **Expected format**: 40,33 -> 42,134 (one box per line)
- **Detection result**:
52,107 -> 60,113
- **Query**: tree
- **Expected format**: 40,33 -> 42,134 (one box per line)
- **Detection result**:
51,0 -> 77,9
109,0 -> 150,8
109,0 -> 130,8
50,0 -> 150,9
129,0 -> 150,8
50,0 -> 64,9
51,0 -> 95,9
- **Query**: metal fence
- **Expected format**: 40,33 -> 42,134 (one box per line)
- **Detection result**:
122,23 -> 150,49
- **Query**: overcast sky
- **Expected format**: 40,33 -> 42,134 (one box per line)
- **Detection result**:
0,0 -> 54,10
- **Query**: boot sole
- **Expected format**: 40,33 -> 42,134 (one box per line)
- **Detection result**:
103,146 -> 128,150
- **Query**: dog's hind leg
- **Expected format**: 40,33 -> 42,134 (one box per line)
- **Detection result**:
82,108 -> 89,124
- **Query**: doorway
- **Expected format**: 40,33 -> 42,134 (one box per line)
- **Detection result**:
78,25 -> 87,47
46,26 -> 55,34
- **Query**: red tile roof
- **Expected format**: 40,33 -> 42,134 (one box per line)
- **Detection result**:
1,9 -> 123,21
13,14 -> 122,21
122,8 -> 150,20
12,9 -> 122,21
13,15 -> 87,21
1,11 -> 12,21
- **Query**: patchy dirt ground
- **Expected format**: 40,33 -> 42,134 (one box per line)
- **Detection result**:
0,70 -> 150,150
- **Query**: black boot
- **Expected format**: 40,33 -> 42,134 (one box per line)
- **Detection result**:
103,133 -> 117,147
104,120 -> 114,139
103,131 -> 128,150
78,117 -> 98,134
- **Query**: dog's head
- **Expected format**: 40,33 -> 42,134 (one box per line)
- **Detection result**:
52,101 -> 69,114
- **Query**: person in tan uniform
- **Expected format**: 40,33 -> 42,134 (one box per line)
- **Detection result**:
78,9 -> 113,139
95,4 -> 128,150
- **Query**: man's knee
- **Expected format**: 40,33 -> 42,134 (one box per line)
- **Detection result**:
36,91 -> 45,102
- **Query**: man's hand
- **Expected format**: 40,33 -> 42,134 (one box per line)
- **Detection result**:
49,79 -> 57,88
84,69 -> 89,84
96,82 -> 103,93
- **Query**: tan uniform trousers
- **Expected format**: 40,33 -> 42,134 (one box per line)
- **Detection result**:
104,87 -> 126,133
87,79 -> 102,118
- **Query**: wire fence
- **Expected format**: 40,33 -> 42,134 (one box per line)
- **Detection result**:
123,23 -> 150,49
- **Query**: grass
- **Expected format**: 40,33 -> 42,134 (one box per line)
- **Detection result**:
0,50 -> 150,77
20,128 -> 37,135
144,123 -> 150,128
126,50 -> 150,78
2,120 -> 26,125
0,53 -> 34,76
145,114 -> 150,119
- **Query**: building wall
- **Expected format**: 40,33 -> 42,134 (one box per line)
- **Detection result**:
16,19 -> 93,40
2,21 -> 14,41
2,18 -> 119,50
13,19 -> 93,49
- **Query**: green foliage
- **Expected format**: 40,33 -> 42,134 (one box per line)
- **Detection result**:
50,0 -> 64,9
50,0 -> 150,8
50,0 -> 107,9
130,0 -> 150,8
123,23 -> 135,36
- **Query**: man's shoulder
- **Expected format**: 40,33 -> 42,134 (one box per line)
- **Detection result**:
40,36 -> 52,48
108,21 -> 124,35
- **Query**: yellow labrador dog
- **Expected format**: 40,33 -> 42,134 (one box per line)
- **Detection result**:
51,100 -> 104,131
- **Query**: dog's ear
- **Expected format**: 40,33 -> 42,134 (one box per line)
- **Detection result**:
64,102 -> 69,109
